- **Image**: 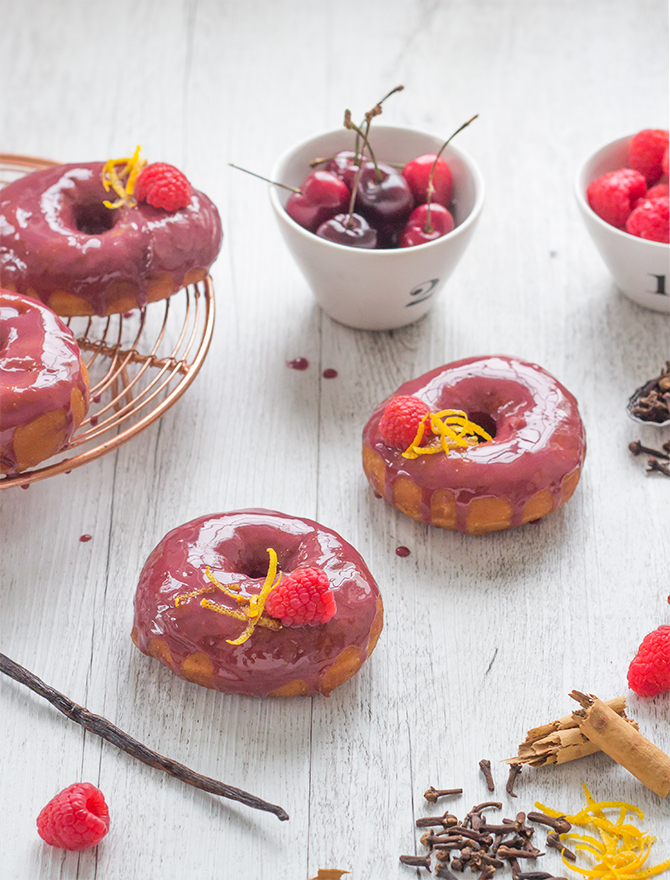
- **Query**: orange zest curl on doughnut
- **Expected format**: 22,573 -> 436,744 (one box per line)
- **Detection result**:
173,549 -> 283,646
536,784 -> 670,880
402,409 -> 492,460
102,145 -> 147,209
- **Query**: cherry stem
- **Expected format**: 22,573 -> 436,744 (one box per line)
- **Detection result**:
228,162 -> 301,194
354,84 -> 404,163
344,110 -> 382,183
423,113 -> 479,234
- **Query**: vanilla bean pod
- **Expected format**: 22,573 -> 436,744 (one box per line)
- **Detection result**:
0,651 -> 289,821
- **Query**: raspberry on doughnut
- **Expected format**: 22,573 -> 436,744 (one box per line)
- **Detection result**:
131,509 -> 384,697
1,291 -> 90,474
0,149 -> 222,317
362,355 -> 586,535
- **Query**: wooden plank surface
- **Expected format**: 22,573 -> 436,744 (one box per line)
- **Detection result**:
1,1 -> 669,878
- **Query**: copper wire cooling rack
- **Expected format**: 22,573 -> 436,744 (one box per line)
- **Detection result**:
0,153 -> 216,488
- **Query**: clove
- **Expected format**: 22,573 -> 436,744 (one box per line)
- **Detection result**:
546,833 -> 576,862
506,764 -> 522,797
646,457 -> 670,476
400,854 -> 432,870
436,864 -> 460,880
526,812 -> 571,835
426,786 -> 465,803
479,759 -> 495,792
629,440 -> 670,461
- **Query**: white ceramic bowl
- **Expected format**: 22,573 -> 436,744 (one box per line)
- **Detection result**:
575,135 -> 670,314
270,124 -> 485,331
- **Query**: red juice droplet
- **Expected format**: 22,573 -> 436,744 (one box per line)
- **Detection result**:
90,416 -> 99,427
373,490 -> 382,499
92,394 -> 101,403
21,483 -> 30,490
287,357 -> 309,370
79,534 -> 92,543
323,368 -> 338,379
395,545 -> 411,557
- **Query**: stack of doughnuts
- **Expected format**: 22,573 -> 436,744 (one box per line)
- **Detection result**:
0,291 -> 90,474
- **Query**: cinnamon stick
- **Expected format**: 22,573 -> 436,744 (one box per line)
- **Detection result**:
569,691 -> 670,798
505,697 -> 638,767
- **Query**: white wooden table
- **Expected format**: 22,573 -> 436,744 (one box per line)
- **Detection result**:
1,2 -> 669,878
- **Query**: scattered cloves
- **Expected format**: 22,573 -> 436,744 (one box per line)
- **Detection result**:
479,759 -> 496,792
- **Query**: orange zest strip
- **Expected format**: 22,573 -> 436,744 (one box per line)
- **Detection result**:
200,599 -> 281,631
402,409 -> 492,460
227,547 -> 282,645
536,785 -> 670,880
102,145 -> 147,208
173,551 -> 284,645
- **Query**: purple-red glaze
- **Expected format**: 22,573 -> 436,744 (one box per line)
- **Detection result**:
132,509 -> 382,697
363,355 -> 586,532
0,292 -> 89,473
0,162 -> 223,316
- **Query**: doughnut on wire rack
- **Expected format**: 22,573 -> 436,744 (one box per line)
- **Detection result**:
0,153 -> 216,488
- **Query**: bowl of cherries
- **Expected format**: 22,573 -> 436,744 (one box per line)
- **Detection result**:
575,129 -> 669,314
268,112 -> 484,331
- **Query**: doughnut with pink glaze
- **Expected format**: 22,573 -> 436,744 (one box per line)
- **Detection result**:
132,509 -> 384,697
0,161 -> 222,316
1,291 -> 89,474
362,355 -> 586,534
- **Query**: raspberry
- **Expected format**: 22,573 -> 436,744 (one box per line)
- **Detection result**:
663,147 -> 669,179
587,168 -> 646,228
625,196 -> 669,243
645,183 -> 669,201
37,783 -> 109,851
629,129 -> 669,185
379,396 -> 432,449
265,567 -> 336,626
134,162 -> 192,211
627,625 -> 670,697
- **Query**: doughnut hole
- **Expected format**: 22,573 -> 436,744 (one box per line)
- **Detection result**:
223,531 -> 304,579
73,202 -> 116,235
467,411 -> 497,440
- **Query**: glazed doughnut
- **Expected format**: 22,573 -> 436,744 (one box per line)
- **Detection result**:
0,160 -> 222,316
1,291 -> 90,474
362,355 -> 586,534
132,509 -> 384,697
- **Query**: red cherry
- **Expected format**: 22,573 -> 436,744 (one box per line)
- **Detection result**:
354,162 -> 414,230
402,154 -> 454,206
324,151 -> 361,188
285,171 -> 350,232
316,212 -> 378,248
398,203 -> 455,247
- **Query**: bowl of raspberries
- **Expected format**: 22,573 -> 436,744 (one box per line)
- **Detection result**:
269,123 -> 484,331
576,129 -> 669,313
